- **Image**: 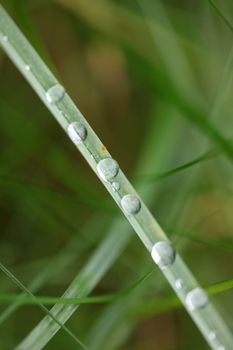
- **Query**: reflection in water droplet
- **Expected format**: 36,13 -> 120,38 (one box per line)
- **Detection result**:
121,194 -> 141,215
151,241 -> 175,268
67,122 -> 87,144
59,111 -> 66,118
2,35 -> 8,42
175,278 -> 183,290
25,64 -> 31,72
112,182 -> 120,191
186,287 -> 208,311
97,158 -> 119,182
46,84 -> 65,104
208,332 -> 216,341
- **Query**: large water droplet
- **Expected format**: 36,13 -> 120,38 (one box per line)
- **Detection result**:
97,158 -> 119,182
186,287 -> 208,311
67,122 -> 87,144
46,84 -> 65,104
151,241 -> 175,268
121,195 -> 141,215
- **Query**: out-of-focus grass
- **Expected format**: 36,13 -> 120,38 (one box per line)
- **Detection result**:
0,0 -> 233,349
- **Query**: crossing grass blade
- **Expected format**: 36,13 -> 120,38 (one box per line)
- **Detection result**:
0,263 -> 88,350
0,274 -> 233,307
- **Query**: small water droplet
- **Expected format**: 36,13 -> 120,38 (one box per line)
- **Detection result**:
59,111 -> 66,118
97,158 -> 119,182
186,287 -> 208,311
67,122 -> 87,144
90,153 -> 100,162
25,64 -> 31,72
112,182 -> 120,191
175,278 -> 184,289
46,84 -> 65,104
2,35 -> 8,42
151,241 -> 175,268
208,331 -> 217,341
121,194 -> 141,215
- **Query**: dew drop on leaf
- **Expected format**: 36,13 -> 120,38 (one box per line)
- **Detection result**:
67,122 -> 87,144
97,158 -> 119,182
46,84 -> 65,104
112,182 -> 120,191
121,194 -> 141,215
151,241 -> 175,268
25,64 -> 31,72
186,287 -> 208,311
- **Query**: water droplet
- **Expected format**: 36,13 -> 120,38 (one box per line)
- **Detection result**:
97,158 -> 119,182
25,64 -> 31,72
175,278 -> 184,290
46,84 -> 65,104
59,110 -> 66,118
67,122 -> 87,144
2,35 -> 8,42
121,195 -> 141,215
208,331 -> 217,341
186,287 -> 208,311
151,241 -> 175,268
112,182 -> 120,191
90,153 -> 100,162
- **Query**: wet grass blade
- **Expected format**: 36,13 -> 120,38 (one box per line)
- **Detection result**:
14,103 -> 179,349
136,277 -> 233,317
0,4 -> 232,350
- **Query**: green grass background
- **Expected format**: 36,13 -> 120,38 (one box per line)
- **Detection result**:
0,0 -> 233,349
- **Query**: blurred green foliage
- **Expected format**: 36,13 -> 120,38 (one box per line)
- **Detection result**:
0,0 -> 233,349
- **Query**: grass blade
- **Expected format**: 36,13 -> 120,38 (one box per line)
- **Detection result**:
136,277 -> 233,317
0,4 -> 232,350
14,103 -> 179,349
0,270 -> 154,305
0,263 -> 88,350
139,147 -> 219,182
1,274 -> 232,307
207,0 -> 233,33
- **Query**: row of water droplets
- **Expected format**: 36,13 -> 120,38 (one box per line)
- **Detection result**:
43,86 -> 143,215
44,85 -> 225,350
0,33 -> 140,210
150,237 -> 225,349
42,83 -> 227,350
0,32 -> 227,350
0,33 -> 33,81
0,33 -> 108,165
